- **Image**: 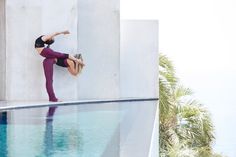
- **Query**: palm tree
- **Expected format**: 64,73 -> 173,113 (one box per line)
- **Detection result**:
159,54 -> 179,155
159,54 -> 222,157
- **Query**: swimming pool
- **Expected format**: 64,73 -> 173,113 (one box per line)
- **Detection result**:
0,100 -> 157,157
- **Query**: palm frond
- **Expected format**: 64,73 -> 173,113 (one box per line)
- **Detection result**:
159,53 -> 222,156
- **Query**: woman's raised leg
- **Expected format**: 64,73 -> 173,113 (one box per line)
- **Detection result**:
41,48 -> 69,59
40,48 -> 81,64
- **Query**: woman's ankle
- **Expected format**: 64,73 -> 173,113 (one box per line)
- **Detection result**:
49,98 -> 58,102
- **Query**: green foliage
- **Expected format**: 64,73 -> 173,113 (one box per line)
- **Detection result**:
159,53 -> 225,157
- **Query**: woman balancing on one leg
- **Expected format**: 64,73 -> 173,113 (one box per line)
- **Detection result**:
35,30 -> 85,102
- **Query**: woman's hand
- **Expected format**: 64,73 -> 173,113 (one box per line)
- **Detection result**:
62,30 -> 70,35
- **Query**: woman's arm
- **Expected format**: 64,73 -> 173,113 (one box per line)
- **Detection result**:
41,30 -> 70,42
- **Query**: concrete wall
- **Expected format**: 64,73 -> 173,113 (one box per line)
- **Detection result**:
120,20 -> 158,98
5,0 -> 79,101
3,0 -> 120,101
2,3 -> 159,102
5,0 -> 47,100
77,0 -> 120,99
0,0 -> 6,100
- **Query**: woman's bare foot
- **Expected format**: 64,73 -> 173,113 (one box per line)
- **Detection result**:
76,59 -> 85,66
74,54 -> 85,66
49,98 -> 61,102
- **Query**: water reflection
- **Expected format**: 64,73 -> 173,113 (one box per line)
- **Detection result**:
43,106 -> 83,156
0,101 -> 157,157
44,107 -> 57,157
0,112 -> 8,157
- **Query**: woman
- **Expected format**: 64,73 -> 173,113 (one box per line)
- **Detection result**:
35,30 -> 84,102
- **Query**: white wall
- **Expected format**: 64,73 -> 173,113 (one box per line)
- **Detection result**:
2,3 -> 159,102
5,0 -> 54,100
3,0 -> 120,101
120,20 -> 158,98
0,0 -> 6,100
77,0 -> 120,99
5,0 -> 79,101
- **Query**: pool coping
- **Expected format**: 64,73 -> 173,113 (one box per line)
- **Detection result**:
0,97 -> 158,111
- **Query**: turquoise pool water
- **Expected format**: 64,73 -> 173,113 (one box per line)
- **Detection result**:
0,101 -> 157,157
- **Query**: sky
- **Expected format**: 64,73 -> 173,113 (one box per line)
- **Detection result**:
120,0 -> 158,19
121,0 -> 236,156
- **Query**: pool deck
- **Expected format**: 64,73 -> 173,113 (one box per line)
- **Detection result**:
0,97 -> 158,111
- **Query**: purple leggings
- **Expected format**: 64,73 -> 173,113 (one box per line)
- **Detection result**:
40,48 -> 69,59
41,48 -> 69,101
43,58 -> 57,102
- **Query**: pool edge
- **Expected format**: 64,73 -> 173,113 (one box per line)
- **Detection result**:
0,98 -> 159,111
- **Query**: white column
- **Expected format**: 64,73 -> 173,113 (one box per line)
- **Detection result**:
77,0 -> 120,99
120,20 -> 159,98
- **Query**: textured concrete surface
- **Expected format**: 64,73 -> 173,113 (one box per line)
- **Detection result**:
77,0 -> 120,99
2,0 -> 120,101
5,0 -> 79,101
120,20 -> 159,98
6,0 -> 44,101
0,0 -> 6,100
